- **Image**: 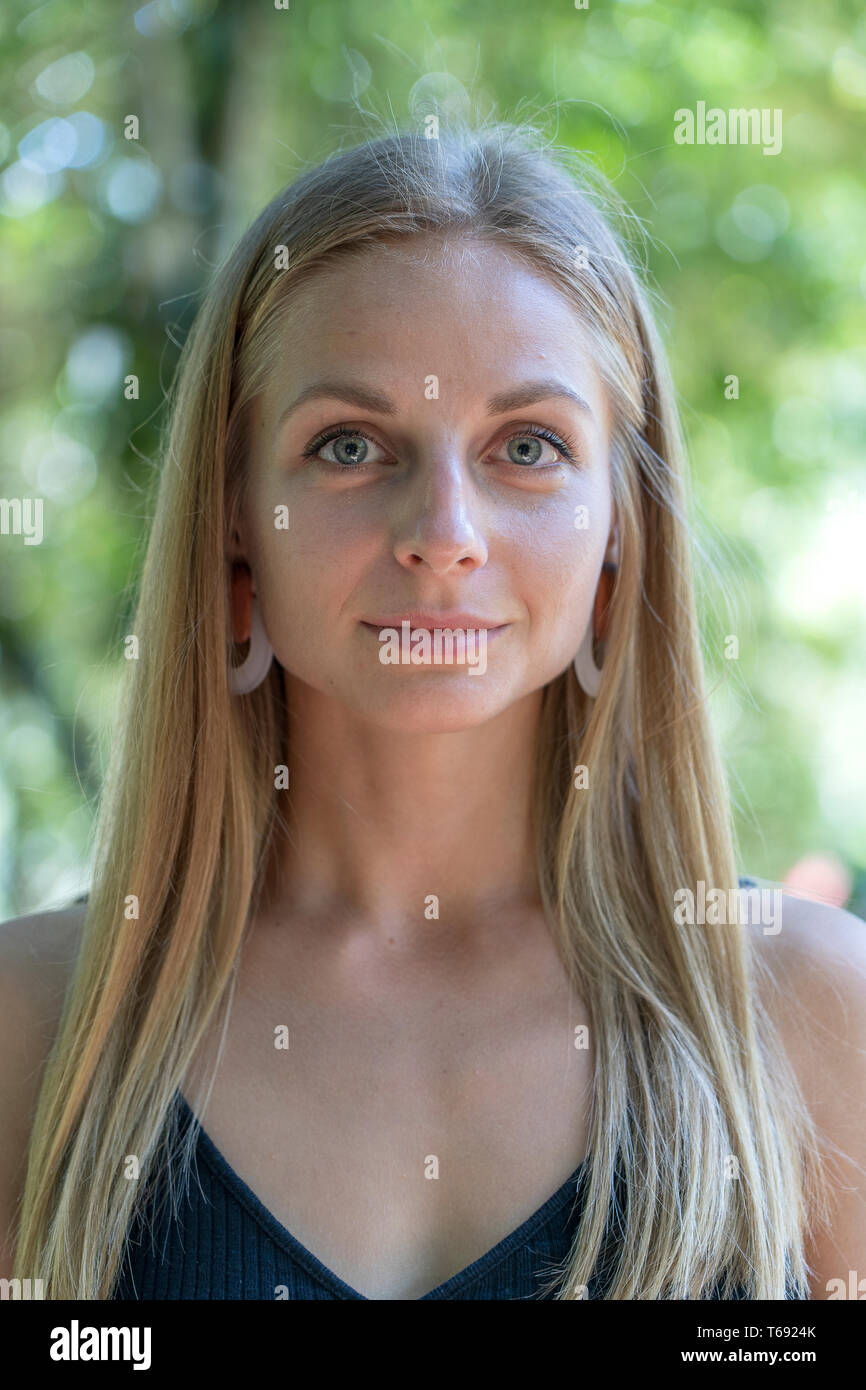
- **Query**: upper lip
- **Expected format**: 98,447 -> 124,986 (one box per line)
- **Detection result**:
362,611 -> 508,629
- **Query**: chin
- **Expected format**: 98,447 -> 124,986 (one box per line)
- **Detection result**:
349,681 -> 511,733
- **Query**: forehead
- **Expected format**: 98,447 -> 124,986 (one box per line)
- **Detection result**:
262,235 -> 608,432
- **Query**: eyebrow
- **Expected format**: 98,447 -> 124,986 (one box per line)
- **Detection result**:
276,377 -> 594,429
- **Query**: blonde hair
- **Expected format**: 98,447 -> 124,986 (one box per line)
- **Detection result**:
14,112 -> 829,1298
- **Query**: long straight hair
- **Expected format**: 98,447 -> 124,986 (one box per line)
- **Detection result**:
14,114 -> 830,1298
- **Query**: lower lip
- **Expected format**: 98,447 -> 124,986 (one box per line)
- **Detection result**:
361,622 -> 509,639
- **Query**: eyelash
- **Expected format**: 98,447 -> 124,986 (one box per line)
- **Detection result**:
300,422 -> 581,471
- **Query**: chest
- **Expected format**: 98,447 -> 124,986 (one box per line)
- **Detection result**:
181,917 -> 594,1299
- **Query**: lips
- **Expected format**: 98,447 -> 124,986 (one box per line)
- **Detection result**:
361,612 -> 508,630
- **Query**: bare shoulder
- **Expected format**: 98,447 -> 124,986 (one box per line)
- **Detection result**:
748,890 -> 866,1295
0,898 -> 86,970
749,890 -> 866,1119
749,890 -> 866,1041
0,901 -> 87,1277
751,888 -> 866,968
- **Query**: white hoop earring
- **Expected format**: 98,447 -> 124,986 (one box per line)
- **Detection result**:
573,617 -> 603,698
230,594 -> 274,694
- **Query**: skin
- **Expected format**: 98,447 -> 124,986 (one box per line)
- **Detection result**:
218,232 -> 866,1300
193,236 -> 615,1296
231,235 -> 617,931
3,236 -> 862,1304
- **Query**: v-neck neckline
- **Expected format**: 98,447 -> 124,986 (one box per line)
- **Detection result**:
174,1091 -> 589,1300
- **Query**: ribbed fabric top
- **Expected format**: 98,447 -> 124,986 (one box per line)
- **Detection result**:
109,875 -> 803,1300
112,1089 -> 592,1300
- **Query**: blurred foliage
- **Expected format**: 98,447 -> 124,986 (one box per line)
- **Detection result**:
1,0 -> 864,920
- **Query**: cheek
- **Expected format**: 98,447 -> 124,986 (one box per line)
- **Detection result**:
245,484 -> 375,654
252,471 -> 377,566
514,487 -> 610,641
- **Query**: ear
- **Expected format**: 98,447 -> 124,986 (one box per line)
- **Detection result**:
604,513 -> 620,566
594,518 -> 619,643
227,520 -> 246,563
230,562 -> 253,645
594,567 -> 615,643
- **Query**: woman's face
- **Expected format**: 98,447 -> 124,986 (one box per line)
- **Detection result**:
237,235 -> 615,731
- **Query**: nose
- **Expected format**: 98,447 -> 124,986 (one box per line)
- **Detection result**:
392,448 -> 488,575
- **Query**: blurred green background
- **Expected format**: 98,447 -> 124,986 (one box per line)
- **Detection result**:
1,0 -> 864,921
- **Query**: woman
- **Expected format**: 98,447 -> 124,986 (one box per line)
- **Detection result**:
3,117 -> 864,1300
